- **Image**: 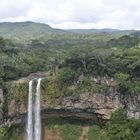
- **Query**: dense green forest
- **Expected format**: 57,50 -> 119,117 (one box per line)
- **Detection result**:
0,22 -> 140,140
0,31 -> 140,95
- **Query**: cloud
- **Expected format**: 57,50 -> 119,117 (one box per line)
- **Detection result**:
0,0 -> 140,29
0,0 -> 31,19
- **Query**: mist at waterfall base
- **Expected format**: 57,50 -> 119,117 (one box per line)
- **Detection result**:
27,78 -> 42,140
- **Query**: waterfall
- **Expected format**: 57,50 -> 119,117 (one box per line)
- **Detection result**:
27,80 -> 33,140
27,78 -> 42,140
34,78 -> 42,140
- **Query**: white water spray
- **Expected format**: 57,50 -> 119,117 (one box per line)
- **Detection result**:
27,80 -> 33,140
34,78 -> 42,140
27,78 -> 42,140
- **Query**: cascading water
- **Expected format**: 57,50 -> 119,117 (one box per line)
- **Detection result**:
27,80 -> 33,140
34,78 -> 42,140
27,78 -> 42,140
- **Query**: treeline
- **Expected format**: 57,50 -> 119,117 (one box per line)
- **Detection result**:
44,34 -> 140,48
107,35 -> 140,48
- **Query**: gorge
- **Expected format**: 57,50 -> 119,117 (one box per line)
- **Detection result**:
0,71 -> 140,140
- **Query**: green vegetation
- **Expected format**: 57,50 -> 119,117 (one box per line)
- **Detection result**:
43,117 -> 83,140
0,22 -> 140,140
58,47 -> 140,96
88,108 -> 140,140
103,108 -> 140,140
1,111 -> 140,140
88,125 -> 102,140
0,124 -> 24,140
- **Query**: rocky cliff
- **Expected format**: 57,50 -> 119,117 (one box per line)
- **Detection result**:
0,72 -> 140,128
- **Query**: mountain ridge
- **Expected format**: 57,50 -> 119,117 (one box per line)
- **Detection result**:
0,21 -> 65,42
0,21 -> 138,42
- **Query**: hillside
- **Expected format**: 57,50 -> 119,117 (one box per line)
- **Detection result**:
0,21 -> 138,44
66,28 -> 136,35
0,21 -> 65,42
0,21 -> 140,140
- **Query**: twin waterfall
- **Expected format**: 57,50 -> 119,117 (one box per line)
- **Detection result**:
27,78 -> 42,140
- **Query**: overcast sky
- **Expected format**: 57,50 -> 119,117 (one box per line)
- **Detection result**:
0,0 -> 140,29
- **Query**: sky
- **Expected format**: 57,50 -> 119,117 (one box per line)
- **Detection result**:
0,0 -> 140,29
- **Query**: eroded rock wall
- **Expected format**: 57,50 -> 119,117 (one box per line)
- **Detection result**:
0,74 -> 140,127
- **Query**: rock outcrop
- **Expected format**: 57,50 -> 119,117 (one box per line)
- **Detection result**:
0,89 -> 4,119
51,89 -> 121,120
0,73 -> 140,127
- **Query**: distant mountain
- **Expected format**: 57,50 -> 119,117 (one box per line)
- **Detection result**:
65,28 -> 120,33
131,31 -> 140,37
66,28 -> 136,35
0,21 -> 65,42
0,21 -> 138,43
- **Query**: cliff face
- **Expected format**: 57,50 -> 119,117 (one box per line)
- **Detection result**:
0,89 -> 4,120
0,73 -> 140,127
49,89 -> 121,120
125,94 -> 140,118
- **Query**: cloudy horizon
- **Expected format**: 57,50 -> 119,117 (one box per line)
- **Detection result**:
0,0 -> 140,29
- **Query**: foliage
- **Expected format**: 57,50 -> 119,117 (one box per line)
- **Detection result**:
88,125 -> 101,140
58,67 -> 80,87
0,126 -> 9,140
58,46 -> 140,96
88,108 -> 140,140
0,22 -> 140,140
104,108 -> 140,140
110,108 -> 127,123
43,117 -> 83,140
0,124 -> 24,140
115,73 -> 140,95
107,35 -> 140,48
